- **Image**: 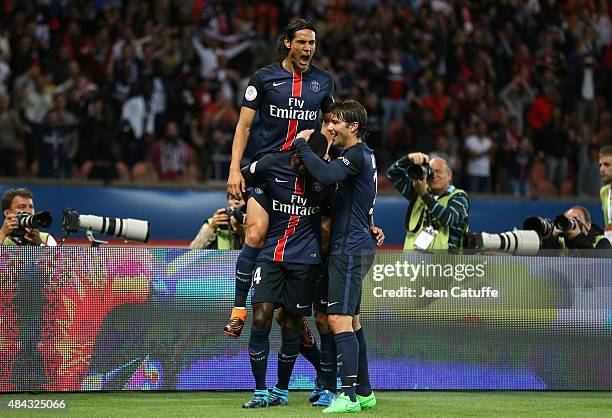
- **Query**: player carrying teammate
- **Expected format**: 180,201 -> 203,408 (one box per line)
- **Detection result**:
240,133 -> 332,408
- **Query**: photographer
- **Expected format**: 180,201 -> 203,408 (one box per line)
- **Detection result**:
553,206 -> 610,250
386,152 -> 469,250
189,194 -> 245,250
600,146 -> 612,244
1,188 -> 56,246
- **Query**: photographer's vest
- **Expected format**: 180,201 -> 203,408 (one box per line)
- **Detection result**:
404,187 -> 467,250
2,232 -> 51,246
602,184 -> 612,244
208,217 -> 241,250
558,234 -> 607,249
602,184 -> 611,227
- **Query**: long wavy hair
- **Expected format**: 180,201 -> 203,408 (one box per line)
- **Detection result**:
275,17 -> 317,62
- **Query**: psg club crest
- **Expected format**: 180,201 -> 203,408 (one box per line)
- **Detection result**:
313,181 -> 322,192
310,81 -> 320,93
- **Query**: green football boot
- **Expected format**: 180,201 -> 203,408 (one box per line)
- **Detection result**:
356,391 -> 376,410
322,393 -> 361,414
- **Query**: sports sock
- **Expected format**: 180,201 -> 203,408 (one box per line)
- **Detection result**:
354,328 -> 372,396
334,331 -> 359,402
277,334 -> 300,390
249,326 -> 270,390
234,244 -> 261,307
319,331 -> 337,392
300,343 -> 322,373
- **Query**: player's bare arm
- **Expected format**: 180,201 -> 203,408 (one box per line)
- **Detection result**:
228,107 -> 257,199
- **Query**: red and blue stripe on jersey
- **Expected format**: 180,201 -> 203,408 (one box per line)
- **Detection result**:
279,71 -> 303,152
241,63 -> 334,158
251,153 -> 331,264
273,174 -> 304,261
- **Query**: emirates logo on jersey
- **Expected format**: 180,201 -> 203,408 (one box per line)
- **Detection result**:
310,81 -> 320,92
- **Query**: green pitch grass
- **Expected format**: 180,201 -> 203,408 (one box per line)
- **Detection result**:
1,391 -> 611,417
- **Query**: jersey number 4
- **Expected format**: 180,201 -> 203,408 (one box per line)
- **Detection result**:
253,267 -> 262,285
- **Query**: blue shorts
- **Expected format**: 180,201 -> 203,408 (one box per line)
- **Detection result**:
251,260 -> 316,317
326,253 -> 375,316
246,186 -> 269,213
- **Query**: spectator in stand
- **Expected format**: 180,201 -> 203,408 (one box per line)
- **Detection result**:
499,76 -> 534,135
147,120 -> 197,183
595,110 -> 612,147
0,49 -> 10,94
465,119 -> 494,193
422,79 -> 449,127
527,89 -> 553,132
406,103 -> 436,155
430,135 -> 459,175
79,97 -> 129,181
537,107 -> 569,192
508,137 -> 534,197
120,80 -> 164,179
0,93 -> 23,177
382,48 -> 407,138
33,109 -> 77,178
191,29 -> 252,80
189,118 -> 211,182
575,124 -> 602,198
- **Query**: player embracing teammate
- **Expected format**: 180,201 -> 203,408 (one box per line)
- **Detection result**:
293,99 -> 379,413
224,15 -> 381,412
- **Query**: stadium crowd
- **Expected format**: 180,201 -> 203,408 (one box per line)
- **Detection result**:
0,0 -> 611,196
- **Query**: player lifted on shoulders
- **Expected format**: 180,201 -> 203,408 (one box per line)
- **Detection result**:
225,17 -> 334,339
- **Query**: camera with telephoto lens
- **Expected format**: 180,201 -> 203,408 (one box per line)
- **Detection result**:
16,211 -> 53,229
554,215 -> 580,233
62,208 -> 150,243
464,230 -> 541,256
523,216 -> 555,240
220,205 -> 246,229
407,162 -> 433,180
11,211 -> 53,241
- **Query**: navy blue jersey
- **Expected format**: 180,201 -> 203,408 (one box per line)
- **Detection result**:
247,153 -> 332,264
293,139 -> 378,255
242,63 -> 334,156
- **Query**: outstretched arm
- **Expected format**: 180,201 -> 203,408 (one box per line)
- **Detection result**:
227,107 -> 257,199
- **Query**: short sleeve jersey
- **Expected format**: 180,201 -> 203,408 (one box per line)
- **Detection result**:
247,153 -> 332,264
242,63 -> 334,157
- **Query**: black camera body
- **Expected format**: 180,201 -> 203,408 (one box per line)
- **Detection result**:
219,205 -> 246,229
10,211 -> 53,241
16,211 -> 53,230
523,216 -> 554,239
227,205 -> 246,224
523,214 -> 580,240
407,163 -> 433,180
554,215 -> 580,233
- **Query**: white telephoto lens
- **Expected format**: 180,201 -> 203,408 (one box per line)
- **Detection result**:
123,218 -> 150,242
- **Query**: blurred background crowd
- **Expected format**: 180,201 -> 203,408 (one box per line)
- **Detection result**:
0,0 -> 611,197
